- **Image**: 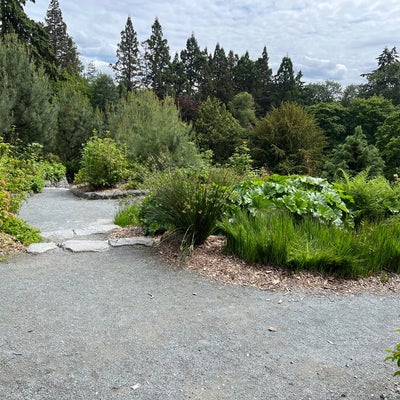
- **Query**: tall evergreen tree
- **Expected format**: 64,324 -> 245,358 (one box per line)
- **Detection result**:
0,0 -> 57,77
233,51 -> 257,96
168,52 -> 186,96
112,16 -> 140,91
142,17 -> 170,98
210,43 -> 233,104
254,46 -> 273,115
45,0 -> 81,74
0,36 -> 57,148
273,56 -> 297,104
361,47 -> 400,105
180,34 -> 207,97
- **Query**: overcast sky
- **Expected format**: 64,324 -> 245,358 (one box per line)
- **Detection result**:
25,0 -> 400,87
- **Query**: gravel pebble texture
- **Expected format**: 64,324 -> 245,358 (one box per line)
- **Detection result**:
1,188 -> 398,399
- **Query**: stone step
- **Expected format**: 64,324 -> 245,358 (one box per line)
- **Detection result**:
26,236 -> 155,254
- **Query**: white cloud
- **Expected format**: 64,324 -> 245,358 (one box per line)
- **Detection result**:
25,0 -> 400,86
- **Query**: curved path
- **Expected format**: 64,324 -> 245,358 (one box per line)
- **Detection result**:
0,188 -> 398,399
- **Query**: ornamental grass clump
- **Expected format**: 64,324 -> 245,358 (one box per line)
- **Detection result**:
219,209 -> 294,266
139,169 -> 232,246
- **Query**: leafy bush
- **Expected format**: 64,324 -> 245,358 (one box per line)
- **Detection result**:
1,216 -> 41,245
75,134 -> 129,190
233,174 -> 350,226
139,169 -> 232,245
334,170 -> 400,227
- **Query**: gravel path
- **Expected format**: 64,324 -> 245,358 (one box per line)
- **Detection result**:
0,189 -> 398,399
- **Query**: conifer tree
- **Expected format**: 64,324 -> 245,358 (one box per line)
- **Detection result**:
210,43 -> 233,104
254,46 -> 273,114
180,34 -> 207,96
45,0 -> 82,74
1,0 -> 57,77
142,17 -> 170,98
112,16 -> 140,91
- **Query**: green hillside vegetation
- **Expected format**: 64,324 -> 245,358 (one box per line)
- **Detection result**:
0,1 -> 399,280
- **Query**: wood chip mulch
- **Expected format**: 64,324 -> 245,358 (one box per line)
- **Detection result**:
153,233 -> 400,295
0,232 -> 26,259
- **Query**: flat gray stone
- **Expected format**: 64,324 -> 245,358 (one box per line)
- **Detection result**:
41,229 -> 75,241
74,224 -> 118,237
109,237 -> 154,247
62,240 -> 109,253
26,242 -> 58,254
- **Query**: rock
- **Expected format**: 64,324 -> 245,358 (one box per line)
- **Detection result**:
26,242 -> 58,254
41,229 -> 75,241
62,240 -> 109,253
109,237 -> 154,247
74,224 -> 118,236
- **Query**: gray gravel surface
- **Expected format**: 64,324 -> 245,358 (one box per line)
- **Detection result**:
0,189 -> 398,399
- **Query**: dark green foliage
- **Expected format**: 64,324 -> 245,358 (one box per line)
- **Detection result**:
334,170 -> 400,227
139,169 -> 232,245
345,95 -> 395,143
112,16 -> 140,91
75,134 -> 129,190
324,126 -> 385,179
375,110 -> 400,178
142,18 -> 170,99
45,0 -> 82,75
308,102 -> 348,149
54,81 -> 103,176
220,172 -> 400,277
0,36 -> 57,149
194,97 -> 244,164
90,73 -> 118,112
0,0 -> 57,77
302,80 -> 343,105
228,92 -> 257,129
1,215 -> 41,245
362,47 -> 400,105
250,102 -> 326,175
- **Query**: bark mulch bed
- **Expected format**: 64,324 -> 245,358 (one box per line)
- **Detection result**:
110,227 -> 400,295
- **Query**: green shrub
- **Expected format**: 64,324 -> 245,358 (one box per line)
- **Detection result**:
75,134 -> 129,190
233,174 -> 350,226
1,215 -> 41,245
139,169 -> 232,245
334,170 -> 400,226
114,201 -> 140,227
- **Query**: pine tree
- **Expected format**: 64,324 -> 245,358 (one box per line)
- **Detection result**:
324,126 -> 384,178
254,46 -> 273,115
180,34 -> 207,96
210,43 -> 233,104
45,0 -> 81,75
233,51 -> 257,96
112,16 -> 140,91
0,0 -> 57,77
142,17 -> 170,98
273,56 -> 296,104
